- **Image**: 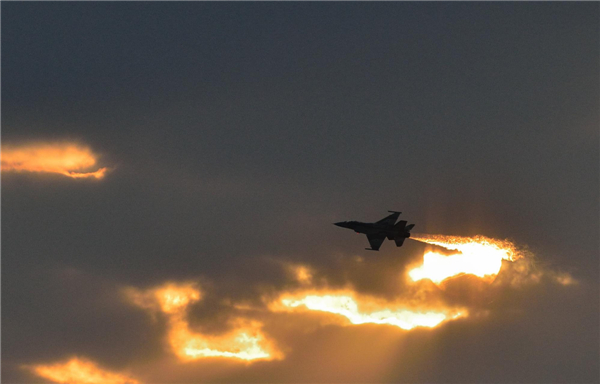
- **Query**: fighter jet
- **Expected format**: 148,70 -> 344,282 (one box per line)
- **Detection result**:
334,211 -> 415,251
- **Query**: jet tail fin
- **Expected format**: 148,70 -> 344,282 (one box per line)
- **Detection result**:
405,224 -> 415,231
394,220 -> 407,230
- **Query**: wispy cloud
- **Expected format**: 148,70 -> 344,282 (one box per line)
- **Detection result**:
1,142 -> 108,179
27,357 -> 139,384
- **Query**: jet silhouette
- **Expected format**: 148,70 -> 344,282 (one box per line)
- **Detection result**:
334,211 -> 415,251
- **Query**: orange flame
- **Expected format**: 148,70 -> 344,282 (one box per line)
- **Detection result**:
1,142 -> 108,179
126,283 -> 281,362
274,290 -> 465,330
29,357 -> 139,384
409,234 -> 523,284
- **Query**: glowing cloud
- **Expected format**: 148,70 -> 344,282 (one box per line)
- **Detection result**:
286,264 -> 313,284
409,234 -> 523,284
1,142 -> 108,179
29,357 -> 139,384
554,272 -> 577,286
126,283 -> 281,362
274,290 -> 465,330
171,320 -> 277,361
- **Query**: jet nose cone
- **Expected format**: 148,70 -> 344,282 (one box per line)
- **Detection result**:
334,222 -> 346,227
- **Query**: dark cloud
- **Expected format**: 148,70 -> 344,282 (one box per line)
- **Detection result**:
2,2 -> 598,383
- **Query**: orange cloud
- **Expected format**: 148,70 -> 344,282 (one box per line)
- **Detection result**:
285,264 -> 313,285
28,357 -> 139,384
125,282 -> 282,362
271,289 -> 466,330
554,272 -> 577,286
1,142 -> 108,179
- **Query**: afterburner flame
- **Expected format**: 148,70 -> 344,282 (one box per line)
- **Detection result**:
275,290 -> 465,330
126,283 -> 281,362
409,234 -> 522,284
1,142 -> 107,179
29,357 -> 139,384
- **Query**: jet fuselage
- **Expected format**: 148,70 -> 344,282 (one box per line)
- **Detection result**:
334,221 -> 411,240
334,211 -> 415,251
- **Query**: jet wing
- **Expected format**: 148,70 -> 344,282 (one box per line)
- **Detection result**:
376,211 -> 400,226
366,234 -> 386,251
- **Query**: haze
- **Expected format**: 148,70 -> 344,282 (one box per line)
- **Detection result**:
2,3 -> 598,383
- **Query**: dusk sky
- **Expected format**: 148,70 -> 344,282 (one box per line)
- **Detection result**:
2,3 -> 598,383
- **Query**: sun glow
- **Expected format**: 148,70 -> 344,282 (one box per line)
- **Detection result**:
275,290 -> 465,330
1,142 -> 107,179
126,283 -> 281,362
409,234 -> 522,284
29,357 -> 139,384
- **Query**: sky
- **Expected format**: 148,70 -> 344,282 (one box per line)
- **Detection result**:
2,2 -> 598,383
